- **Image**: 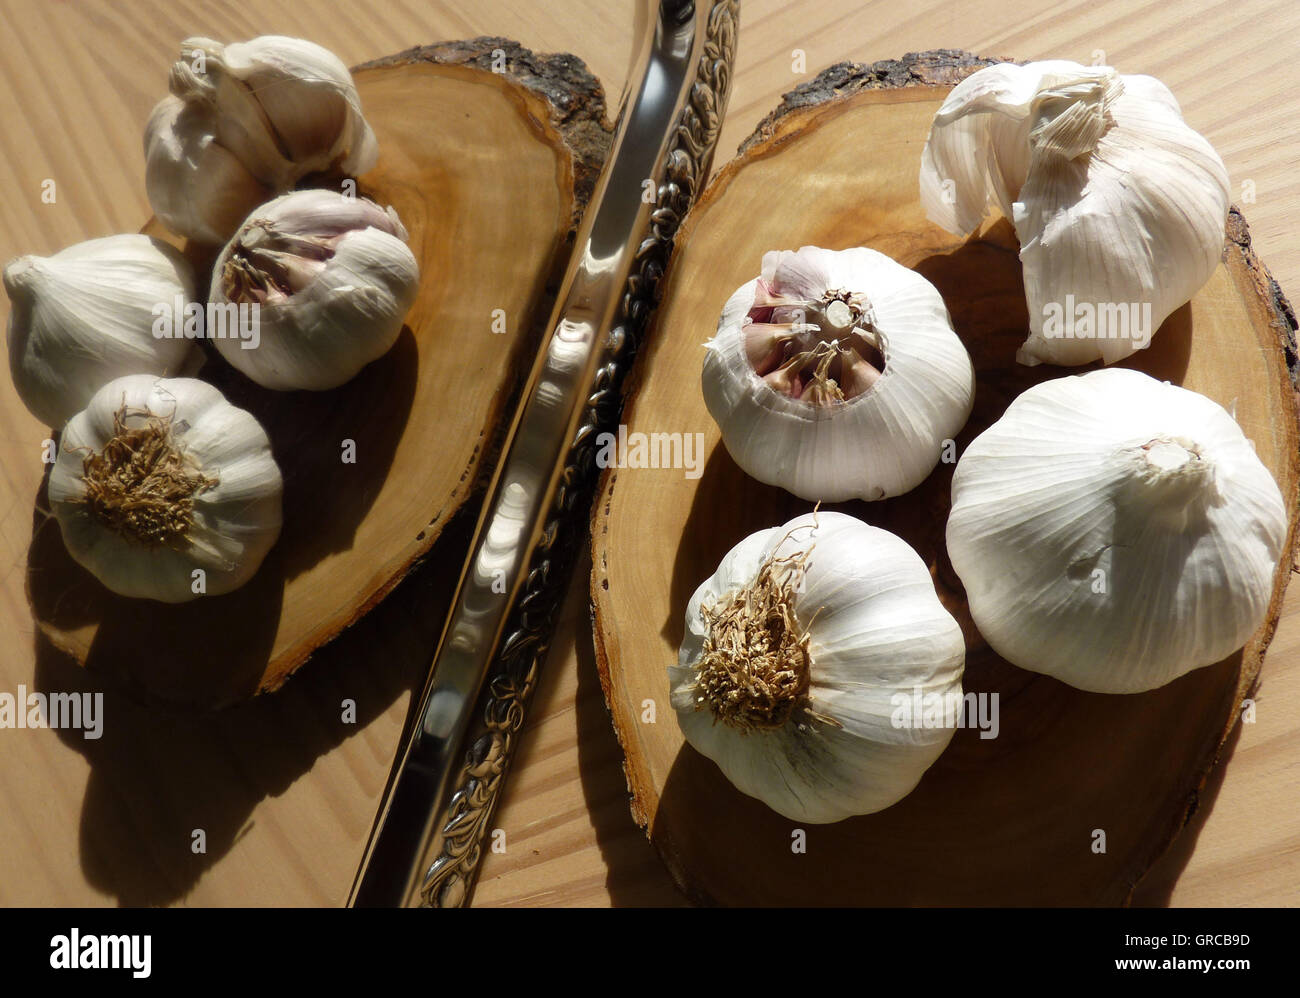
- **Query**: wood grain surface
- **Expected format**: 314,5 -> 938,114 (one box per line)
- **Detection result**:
0,0 -> 1296,907
22,47 -> 608,708
590,73 -> 1300,905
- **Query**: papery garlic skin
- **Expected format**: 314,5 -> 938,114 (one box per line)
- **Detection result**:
672,512 -> 965,823
144,96 -> 274,247
145,35 -> 379,245
702,246 -> 974,501
920,61 -> 1229,367
947,368 -> 1286,694
49,375 -> 283,603
4,234 -> 200,428
209,190 -> 418,390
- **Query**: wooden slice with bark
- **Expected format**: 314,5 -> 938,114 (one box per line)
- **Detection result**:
590,51 -> 1300,905
14,38 -> 612,706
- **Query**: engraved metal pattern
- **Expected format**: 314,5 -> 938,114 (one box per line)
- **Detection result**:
420,0 -> 739,908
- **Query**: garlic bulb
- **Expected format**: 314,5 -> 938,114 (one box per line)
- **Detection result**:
145,35 -> 379,245
947,368 -> 1286,694
49,375 -> 283,603
702,246 -> 974,501
920,61 -> 1229,367
209,190 -> 418,390
671,511 -> 966,823
5,234 -> 200,428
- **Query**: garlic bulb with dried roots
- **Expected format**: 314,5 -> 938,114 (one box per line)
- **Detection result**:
5,234 -> 200,428
672,511 -> 966,823
209,190 -> 418,390
145,35 -> 379,244
946,368 -> 1287,693
920,61 -> 1229,367
702,246 -> 974,501
49,375 -> 283,603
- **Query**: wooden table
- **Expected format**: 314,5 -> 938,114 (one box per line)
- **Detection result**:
0,0 -> 1296,906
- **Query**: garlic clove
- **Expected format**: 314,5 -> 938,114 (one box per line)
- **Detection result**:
147,35 -> 379,244
169,38 -> 297,191
672,511 -> 965,823
209,190 -> 419,390
248,187 -> 407,240
946,368 -> 1287,693
144,96 -> 275,247
838,350 -> 882,397
742,322 -> 797,375
49,374 -> 283,603
919,61 -> 1229,367
764,246 -> 832,302
219,35 -> 379,175
761,354 -> 804,397
5,234 -> 201,428
920,62 -> 1042,236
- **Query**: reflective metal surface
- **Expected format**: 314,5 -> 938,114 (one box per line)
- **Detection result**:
349,0 -> 738,908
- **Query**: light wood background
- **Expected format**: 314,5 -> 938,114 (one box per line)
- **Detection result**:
0,0 -> 1296,907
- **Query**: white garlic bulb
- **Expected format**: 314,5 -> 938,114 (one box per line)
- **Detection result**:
145,35 -> 379,244
208,190 -> 419,390
947,368 -> 1286,694
5,234 -> 200,428
49,375 -> 283,603
671,511 -> 966,823
702,246 -> 974,501
919,61 -> 1229,367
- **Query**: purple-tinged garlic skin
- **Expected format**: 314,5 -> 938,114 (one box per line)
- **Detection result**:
702,245 -> 974,502
209,190 -> 418,391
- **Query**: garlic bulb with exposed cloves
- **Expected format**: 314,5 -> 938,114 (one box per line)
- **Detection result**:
145,35 -> 379,245
5,234 -> 200,428
702,246 -> 974,501
208,190 -> 419,390
672,511 -> 966,823
946,368 -> 1287,693
919,61 -> 1229,367
49,375 -> 283,603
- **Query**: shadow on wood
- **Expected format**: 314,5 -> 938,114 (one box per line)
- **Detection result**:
651,647 -> 1243,905
25,330 -> 417,708
30,504 -> 477,906
13,39 -> 613,705
591,53 -> 1296,906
